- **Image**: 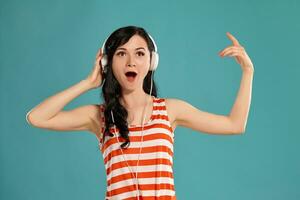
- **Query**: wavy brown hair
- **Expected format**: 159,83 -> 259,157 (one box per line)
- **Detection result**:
100,25 -> 159,149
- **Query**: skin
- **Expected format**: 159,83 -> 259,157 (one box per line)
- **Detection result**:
26,32 -> 254,138
111,34 -> 155,125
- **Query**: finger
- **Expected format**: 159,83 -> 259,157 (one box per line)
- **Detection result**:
95,56 -> 102,66
222,50 -> 241,57
96,48 -> 100,56
223,46 -> 243,52
225,52 -> 240,57
96,48 -> 102,58
219,46 -> 237,54
226,32 -> 240,46
223,50 -> 240,56
219,46 -> 243,56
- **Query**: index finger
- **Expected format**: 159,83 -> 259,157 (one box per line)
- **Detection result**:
226,32 -> 240,46
96,48 -> 102,58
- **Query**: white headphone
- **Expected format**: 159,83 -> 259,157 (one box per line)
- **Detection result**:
100,33 -> 159,75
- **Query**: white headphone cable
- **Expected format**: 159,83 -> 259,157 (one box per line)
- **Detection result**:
111,109 -> 146,200
110,69 -> 154,199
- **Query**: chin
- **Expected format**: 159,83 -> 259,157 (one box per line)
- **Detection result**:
122,82 -> 142,91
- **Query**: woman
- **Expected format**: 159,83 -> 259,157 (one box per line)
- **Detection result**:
26,25 -> 254,200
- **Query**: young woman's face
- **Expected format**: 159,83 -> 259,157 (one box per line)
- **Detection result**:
112,34 -> 151,91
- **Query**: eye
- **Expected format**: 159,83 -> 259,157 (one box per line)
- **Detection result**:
117,51 -> 125,56
137,51 -> 145,56
116,51 -> 145,57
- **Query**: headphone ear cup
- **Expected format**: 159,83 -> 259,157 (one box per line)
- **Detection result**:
150,51 -> 159,71
101,55 -> 108,73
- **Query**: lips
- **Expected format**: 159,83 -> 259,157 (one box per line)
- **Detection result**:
125,71 -> 137,82
125,71 -> 137,77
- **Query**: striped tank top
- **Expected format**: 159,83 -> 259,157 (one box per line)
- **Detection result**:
96,96 -> 176,200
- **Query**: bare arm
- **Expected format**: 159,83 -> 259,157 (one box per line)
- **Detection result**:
228,70 -> 254,133
169,98 -> 239,135
169,70 -> 253,135
26,80 -> 98,133
170,32 -> 254,135
219,32 -> 254,133
26,47 -> 105,134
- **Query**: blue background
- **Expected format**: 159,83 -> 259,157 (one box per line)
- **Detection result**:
1,0 -> 299,199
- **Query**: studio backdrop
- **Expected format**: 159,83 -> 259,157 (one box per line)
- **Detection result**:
0,0 -> 299,199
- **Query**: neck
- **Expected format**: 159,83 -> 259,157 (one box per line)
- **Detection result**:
120,89 -> 152,110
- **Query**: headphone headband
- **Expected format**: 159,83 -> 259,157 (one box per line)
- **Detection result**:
101,33 -> 158,54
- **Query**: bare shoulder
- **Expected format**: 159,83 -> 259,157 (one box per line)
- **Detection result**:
87,104 -> 103,138
164,98 -> 239,134
164,97 -> 197,130
69,103 -> 102,136
164,97 -> 186,114
86,104 -> 101,120
27,103 -> 103,137
164,98 -> 184,131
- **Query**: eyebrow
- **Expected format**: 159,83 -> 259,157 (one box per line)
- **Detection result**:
116,47 -> 146,51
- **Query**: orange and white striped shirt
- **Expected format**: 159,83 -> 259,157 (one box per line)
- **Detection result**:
96,97 -> 176,200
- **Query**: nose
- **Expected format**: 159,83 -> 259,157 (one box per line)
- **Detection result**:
126,54 -> 136,67
127,63 -> 136,67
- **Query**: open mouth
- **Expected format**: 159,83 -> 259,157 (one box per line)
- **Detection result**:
125,71 -> 137,82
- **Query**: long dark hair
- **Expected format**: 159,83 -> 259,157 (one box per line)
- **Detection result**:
100,25 -> 159,149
